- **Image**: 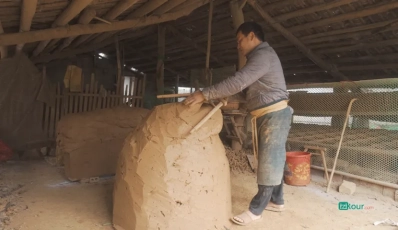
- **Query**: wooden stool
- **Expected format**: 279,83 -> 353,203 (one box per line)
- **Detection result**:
304,145 -> 329,182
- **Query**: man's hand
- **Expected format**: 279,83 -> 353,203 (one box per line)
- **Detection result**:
183,91 -> 205,106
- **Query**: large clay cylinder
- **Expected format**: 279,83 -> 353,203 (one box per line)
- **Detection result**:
113,103 -> 232,230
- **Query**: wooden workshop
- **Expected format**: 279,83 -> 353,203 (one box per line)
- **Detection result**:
0,0 -> 398,229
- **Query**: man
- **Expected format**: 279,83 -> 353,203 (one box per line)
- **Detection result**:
183,21 -> 293,226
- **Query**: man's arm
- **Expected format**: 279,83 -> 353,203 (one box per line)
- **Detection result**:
201,51 -> 270,100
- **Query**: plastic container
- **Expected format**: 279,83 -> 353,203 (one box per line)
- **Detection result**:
284,151 -> 311,186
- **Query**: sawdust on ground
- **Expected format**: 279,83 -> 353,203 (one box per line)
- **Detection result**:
225,146 -> 254,173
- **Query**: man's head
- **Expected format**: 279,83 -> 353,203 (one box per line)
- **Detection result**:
236,22 -> 264,56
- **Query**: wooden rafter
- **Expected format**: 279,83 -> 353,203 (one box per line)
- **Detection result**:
248,0 -> 350,81
33,27 -> 157,63
74,0 -> 140,49
56,8 -> 96,52
166,24 -> 227,66
153,0 -> 187,15
287,1 -> 398,33
126,0 -> 168,19
0,1 -> 209,47
0,21 -> 7,59
273,0 -> 356,22
32,0 -> 93,57
124,46 -> 189,79
15,0 -> 38,54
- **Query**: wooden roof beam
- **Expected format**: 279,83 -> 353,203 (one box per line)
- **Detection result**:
72,0 -> 140,48
153,0 -> 187,15
32,0 -> 93,57
126,0 -> 168,19
248,0 -> 350,81
15,0 -> 38,54
274,0 -> 356,22
124,46 -> 189,79
56,8 -> 96,52
0,21 -> 7,59
0,2 -> 209,47
287,1 -> 398,33
166,24 -> 228,66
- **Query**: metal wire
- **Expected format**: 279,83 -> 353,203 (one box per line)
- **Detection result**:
286,79 -> 398,184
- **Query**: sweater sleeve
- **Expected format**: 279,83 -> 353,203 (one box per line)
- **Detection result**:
201,51 -> 270,100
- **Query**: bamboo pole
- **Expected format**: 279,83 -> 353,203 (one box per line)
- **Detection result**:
326,98 -> 358,193
156,24 -> 166,100
16,0 -> 38,54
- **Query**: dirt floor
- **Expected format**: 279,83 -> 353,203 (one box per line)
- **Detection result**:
1,157 -> 398,230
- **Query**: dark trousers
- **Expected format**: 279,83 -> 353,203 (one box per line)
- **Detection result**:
249,179 -> 284,215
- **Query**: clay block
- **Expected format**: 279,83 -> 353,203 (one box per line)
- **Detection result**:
339,180 -> 356,195
113,103 -> 232,230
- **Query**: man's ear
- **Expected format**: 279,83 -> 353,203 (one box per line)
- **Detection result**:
249,32 -> 255,41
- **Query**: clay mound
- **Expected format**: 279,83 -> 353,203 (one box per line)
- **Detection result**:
113,103 -> 232,230
56,106 -> 149,180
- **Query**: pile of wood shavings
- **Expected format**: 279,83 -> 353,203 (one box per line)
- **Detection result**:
224,146 -> 253,173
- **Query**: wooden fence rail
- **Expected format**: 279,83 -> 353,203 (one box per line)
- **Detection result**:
41,75 -> 145,139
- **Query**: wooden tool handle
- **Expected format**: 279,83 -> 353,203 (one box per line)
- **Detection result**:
190,98 -> 227,134
157,93 -> 191,99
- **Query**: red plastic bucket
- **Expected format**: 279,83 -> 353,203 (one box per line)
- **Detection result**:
284,151 -> 311,186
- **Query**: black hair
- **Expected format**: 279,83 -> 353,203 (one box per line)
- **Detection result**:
236,21 -> 265,41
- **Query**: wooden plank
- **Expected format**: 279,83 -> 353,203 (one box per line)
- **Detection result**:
83,84 -> 89,112
93,81 -> 98,110
73,94 -> 78,113
54,84 -> 61,137
68,94 -> 73,113
136,78 -> 143,107
133,77 -> 140,107
106,91 -> 111,108
141,74 -> 146,107
97,85 -> 104,109
88,74 -> 95,111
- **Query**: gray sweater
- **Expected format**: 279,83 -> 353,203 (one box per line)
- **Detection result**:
202,42 -> 289,111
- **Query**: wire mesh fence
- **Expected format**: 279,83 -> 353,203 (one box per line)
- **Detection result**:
286,78 -> 398,184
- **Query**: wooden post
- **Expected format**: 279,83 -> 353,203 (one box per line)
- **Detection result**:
229,0 -> 246,69
206,0 -> 214,86
229,0 -> 245,150
175,75 -> 179,102
156,24 -> 166,102
16,0 -> 38,54
115,36 -> 122,95
0,21 -> 7,59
